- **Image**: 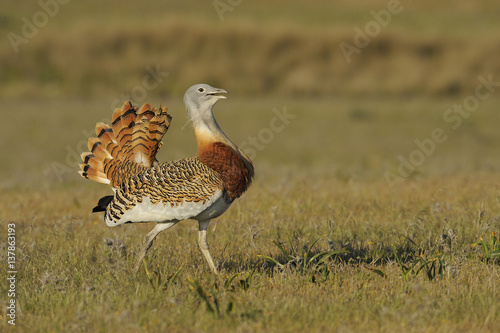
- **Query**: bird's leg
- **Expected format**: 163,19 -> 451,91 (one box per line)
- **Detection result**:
133,222 -> 175,273
198,220 -> 219,274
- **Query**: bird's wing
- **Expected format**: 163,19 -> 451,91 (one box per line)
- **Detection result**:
103,157 -> 228,226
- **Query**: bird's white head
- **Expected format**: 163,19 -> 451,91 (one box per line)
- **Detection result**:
184,84 -> 228,123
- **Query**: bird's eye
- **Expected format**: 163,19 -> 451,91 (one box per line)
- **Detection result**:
198,87 -> 205,93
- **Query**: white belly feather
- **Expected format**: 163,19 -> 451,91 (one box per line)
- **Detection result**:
106,190 -> 231,226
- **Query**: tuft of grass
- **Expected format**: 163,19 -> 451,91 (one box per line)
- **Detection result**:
142,261 -> 182,291
189,279 -> 234,318
392,247 -> 447,291
258,235 -> 348,276
472,231 -> 500,262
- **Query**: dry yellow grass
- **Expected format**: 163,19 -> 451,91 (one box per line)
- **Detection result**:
1,0 -> 500,331
1,165 -> 500,332
1,97 -> 500,332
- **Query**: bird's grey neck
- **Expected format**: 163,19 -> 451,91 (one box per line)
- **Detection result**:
189,105 -> 217,130
188,103 -> 252,166
188,105 -> 230,142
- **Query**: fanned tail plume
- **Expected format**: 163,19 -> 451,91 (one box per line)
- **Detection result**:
79,101 -> 172,188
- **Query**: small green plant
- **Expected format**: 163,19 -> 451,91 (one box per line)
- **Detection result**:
393,247 -> 416,286
239,263 -> 259,290
189,279 -> 233,318
366,267 -> 387,278
258,235 -> 348,276
393,247 -> 446,291
418,252 -> 446,281
223,264 -> 258,291
223,273 -> 240,290
472,231 -> 500,262
142,260 -> 182,290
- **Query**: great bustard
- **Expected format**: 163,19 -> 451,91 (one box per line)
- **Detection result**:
79,84 -> 254,273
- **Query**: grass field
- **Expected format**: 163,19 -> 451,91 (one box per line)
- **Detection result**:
1,1 -> 500,332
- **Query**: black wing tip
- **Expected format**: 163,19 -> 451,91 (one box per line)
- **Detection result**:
92,195 -> 114,213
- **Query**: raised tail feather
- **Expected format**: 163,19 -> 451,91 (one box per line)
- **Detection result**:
79,101 -> 172,188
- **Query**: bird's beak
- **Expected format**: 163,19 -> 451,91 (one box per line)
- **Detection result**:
208,88 -> 228,99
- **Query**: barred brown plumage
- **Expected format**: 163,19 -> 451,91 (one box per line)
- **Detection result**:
79,101 -> 170,186
78,84 -> 254,274
105,157 -> 224,223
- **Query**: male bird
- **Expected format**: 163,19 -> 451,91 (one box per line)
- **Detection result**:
79,84 -> 254,273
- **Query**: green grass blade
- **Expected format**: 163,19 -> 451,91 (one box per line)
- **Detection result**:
226,301 -> 234,315
306,235 -> 326,260
271,241 -> 293,262
143,260 -> 156,290
488,250 -> 500,259
164,266 -> 182,289
367,268 -> 387,278
392,247 -> 409,284
258,255 -> 284,268
302,235 -> 327,269
315,250 -> 349,267
243,262 -> 259,289
224,273 -> 240,289
287,236 -> 298,258
211,288 -> 220,317
190,280 -> 214,314
156,269 -> 161,287
414,259 -> 433,276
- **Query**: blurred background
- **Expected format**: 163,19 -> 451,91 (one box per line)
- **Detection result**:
1,0 -> 500,191
3,3 -> 500,330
